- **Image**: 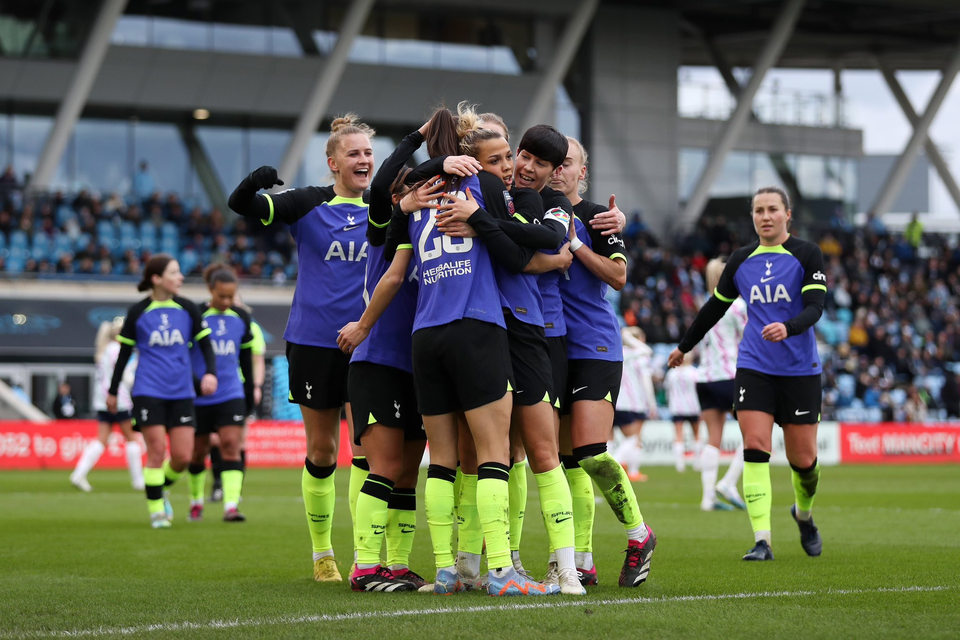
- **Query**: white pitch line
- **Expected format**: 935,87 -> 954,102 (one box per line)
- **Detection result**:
4,585 -> 953,639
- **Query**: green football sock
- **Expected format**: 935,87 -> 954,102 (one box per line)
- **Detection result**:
349,457 -> 369,530
577,449 -> 644,532
355,474 -> 393,566
508,459 -> 528,553
425,465 -> 457,569
144,467 -> 165,515
302,459 -> 336,554
791,459 -> 820,515
456,473 -> 483,554
563,458 -> 595,554
536,465 -> 575,553
221,466 -> 243,507
188,465 -> 206,503
386,488 -> 417,569
477,463 -> 511,571
162,458 -> 184,486
743,450 -> 773,539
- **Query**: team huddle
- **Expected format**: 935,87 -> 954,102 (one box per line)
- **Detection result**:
101,102 -> 827,597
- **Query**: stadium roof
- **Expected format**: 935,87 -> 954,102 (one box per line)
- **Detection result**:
4,0 -> 958,71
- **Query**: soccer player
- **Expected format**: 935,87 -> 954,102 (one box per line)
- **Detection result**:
612,326 -> 657,483
107,254 -> 217,528
432,118 -> 583,594
228,114 -> 374,582
551,137 -> 657,588
663,353 -> 702,473
186,265 -> 254,523
70,321 -> 143,492
696,258 -> 748,511
669,186 -> 826,561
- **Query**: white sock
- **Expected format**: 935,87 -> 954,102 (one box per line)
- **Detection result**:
755,530 -> 772,545
313,550 -> 334,562
575,551 -> 594,570
191,499 -> 203,507
125,441 -> 144,487
795,505 -> 812,521
457,551 -> 482,577
357,562 -> 378,570
700,445 -> 720,507
555,546 -> 575,571
548,551 -> 557,565
692,440 -> 703,471
720,443 -> 745,489
626,523 -> 649,543
613,434 -> 639,463
672,441 -> 685,472
389,564 -> 409,572
72,440 -> 105,480
622,442 -> 643,474
225,501 -> 238,511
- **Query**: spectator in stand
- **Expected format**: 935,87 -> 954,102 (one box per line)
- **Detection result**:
133,161 -> 155,202
52,382 -> 78,419
904,212 -> 923,249
904,385 -> 928,423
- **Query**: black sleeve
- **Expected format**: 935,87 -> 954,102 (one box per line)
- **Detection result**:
713,245 -> 751,303
369,131 -> 424,234
483,182 -> 566,250
677,295 -> 733,353
179,297 -> 215,376
405,156 -> 448,184
383,204 -> 412,262
109,299 -> 147,395
784,240 -> 827,336
580,202 -> 627,261
228,170 -> 334,225
468,207 -> 529,273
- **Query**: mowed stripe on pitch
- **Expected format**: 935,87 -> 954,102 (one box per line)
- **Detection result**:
6,585 -> 954,638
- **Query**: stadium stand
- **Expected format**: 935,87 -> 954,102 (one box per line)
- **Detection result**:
2,176 -> 958,422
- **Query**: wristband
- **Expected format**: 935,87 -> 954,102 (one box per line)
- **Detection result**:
569,237 -> 584,252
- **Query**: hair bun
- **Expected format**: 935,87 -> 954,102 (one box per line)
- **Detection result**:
330,113 -> 359,134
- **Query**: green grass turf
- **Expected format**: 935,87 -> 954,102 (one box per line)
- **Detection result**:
1,464 -> 958,639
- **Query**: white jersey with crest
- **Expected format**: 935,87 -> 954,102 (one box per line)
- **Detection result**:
619,340 -> 656,414
698,297 -> 747,383
664,365 -> 701,416
95,340 -> 135,412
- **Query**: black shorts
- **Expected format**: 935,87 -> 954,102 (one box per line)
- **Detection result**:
412,319 -> 513,416
562,359 -> 622,415
287,342 -> 349,410
672,414 -> 700,423
194,398 -> 247,436
733,368 -> 822,426
614,410 -> 645,426
697,380 -> 737,412
546,336 -> 567,412
97,410 -> 132,424
505,312 -> 554,408
349,361 -> 425,445
131,396 -> 195,431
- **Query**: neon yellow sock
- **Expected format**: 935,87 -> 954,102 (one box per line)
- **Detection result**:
564,464 -> 595,553
162,459 -> 184,486
508,459 -> 528,553
477,463 -> 511,570
221,469 -> 243,507
144,467 -> 165,515
579,451 -> 644,531
456,473 -> 483,554
536,465 -> 574,553
425,467 -> 457,569
791,460 -> 820,513
302,462 -> 336,554
386,488 -> 417,568
349,457 -> 368,530
188,469 -> 206,502
744,460 -> 773,535
355,474 -> 393,566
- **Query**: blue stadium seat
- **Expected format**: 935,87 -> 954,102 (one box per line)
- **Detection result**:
139,221 -> 157,243
74,233 -> 92,251
10,230 -> 28,250
241,250 -> 257,270
140,233 -> 156,253
161,222 -> 179,239
54,235 -> 73,259
119,222 -> 137,239
30,236 -> 51,261
160,237 -> 179,254
0,233 -> 6,252
6,255 -> 24,274
180,248 -> 199,274
56,206 -> 75,227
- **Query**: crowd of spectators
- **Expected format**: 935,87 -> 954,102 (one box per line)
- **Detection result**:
2,165 -> 959,421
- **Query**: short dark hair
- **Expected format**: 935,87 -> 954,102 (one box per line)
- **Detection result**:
517,125 -> 568,169
203,262 -> 237,288
137,253 -> 175,292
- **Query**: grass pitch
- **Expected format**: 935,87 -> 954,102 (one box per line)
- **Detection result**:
1,464 -> 958,639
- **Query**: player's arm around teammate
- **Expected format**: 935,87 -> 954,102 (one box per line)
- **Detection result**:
228,115 -> 375,582
553,137 -> 657,589
107,254 -> 217,528
669,186 -> 827,561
